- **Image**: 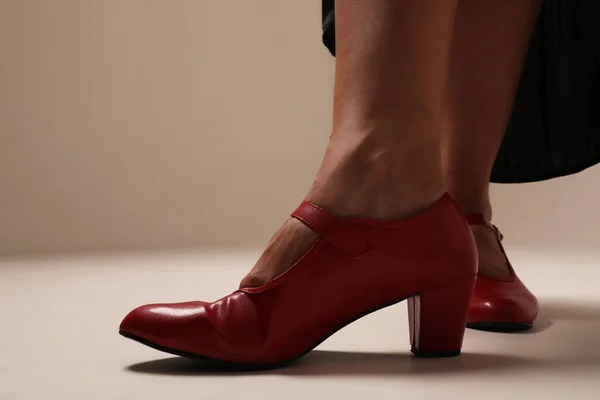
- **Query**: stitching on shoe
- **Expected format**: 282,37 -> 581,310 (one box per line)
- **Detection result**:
292,203 -> 367,256
291,213 -> 322,234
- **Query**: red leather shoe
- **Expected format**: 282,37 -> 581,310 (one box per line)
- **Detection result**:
120,194 -> 477,369
465,214 -> 539,332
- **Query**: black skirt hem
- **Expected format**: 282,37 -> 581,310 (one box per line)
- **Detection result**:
491,158 -> 600,184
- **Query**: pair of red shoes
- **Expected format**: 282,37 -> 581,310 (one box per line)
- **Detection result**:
120,194 -> 538,369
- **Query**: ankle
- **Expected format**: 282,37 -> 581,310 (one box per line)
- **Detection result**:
447,190 -> 493,221
307,133 -> 446,219
459,200 -> 493,221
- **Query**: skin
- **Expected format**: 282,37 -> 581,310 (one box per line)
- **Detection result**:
240,0 -> 541,288
443,0 -> 541,278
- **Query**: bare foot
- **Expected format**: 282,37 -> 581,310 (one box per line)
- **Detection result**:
240,135 -> 445,288
470,224 -> 511,279
240,218 -> 319,288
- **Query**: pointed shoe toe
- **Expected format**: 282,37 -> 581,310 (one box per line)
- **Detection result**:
120,194 -> 478,368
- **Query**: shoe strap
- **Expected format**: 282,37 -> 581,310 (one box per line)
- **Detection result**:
464,213 -> 504,241
465,213 -> 515,277
291,202 -> 368,257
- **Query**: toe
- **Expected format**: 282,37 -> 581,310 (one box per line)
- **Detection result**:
119,301 -> 209,348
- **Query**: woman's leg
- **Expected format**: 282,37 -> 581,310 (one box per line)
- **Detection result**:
241,0 -> 459,287
443,0 -> 541,278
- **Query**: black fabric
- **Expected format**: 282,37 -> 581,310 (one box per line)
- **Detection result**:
321,0 -> 600,184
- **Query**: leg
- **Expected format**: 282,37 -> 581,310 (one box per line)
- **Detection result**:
120,0 -> 479,362
443,0 -> 541,278
241,0 -> 458,287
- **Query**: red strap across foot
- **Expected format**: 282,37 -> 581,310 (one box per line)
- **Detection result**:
465,213 -> 514,276
465,213 -> 504,241
291,202 -> 368,257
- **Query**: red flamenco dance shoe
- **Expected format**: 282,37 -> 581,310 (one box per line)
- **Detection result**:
465,214 -> 539,332
120,194 -> 477,369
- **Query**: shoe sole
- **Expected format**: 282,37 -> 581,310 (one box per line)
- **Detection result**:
120,294 -> 461,371
466,321 -> 532,332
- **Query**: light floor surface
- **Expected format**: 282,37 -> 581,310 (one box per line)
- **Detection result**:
1,247 -> 600,400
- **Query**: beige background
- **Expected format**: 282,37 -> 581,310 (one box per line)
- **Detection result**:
1,0 -> 598,255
